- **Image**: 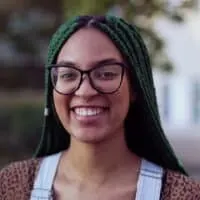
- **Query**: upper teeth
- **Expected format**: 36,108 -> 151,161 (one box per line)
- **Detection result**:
74,108 -> 103,116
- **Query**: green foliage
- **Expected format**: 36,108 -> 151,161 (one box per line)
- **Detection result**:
63,0 -> 114,17
0,101 -> 43,166
62,0 -> 197,72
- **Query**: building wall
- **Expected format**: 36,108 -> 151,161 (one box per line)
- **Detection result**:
153,71 -> 200,128
153,8 -> 200,130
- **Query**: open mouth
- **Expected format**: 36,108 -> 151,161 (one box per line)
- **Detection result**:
72,107 -> 109,117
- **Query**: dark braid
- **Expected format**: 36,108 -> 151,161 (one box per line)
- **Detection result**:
98,16 -> 184,173
35,15 -> 187,175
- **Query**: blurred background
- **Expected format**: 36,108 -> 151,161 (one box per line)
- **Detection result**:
1,0 -> 200,180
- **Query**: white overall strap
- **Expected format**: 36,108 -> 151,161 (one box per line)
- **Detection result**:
135,159 -> 163,200
30,152 -> 62,200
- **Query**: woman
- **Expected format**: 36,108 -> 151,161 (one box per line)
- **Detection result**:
0,15 -> 200,200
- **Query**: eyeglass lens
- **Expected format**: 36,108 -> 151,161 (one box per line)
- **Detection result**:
51,64 -> 124,94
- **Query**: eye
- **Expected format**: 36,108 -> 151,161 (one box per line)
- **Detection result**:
93,65 -> 121,81
60,73 -> 75,79
58,69 -> 79,81
98,71 -> 118,80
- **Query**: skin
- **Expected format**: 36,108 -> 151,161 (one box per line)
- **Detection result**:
53,28 -> 141,200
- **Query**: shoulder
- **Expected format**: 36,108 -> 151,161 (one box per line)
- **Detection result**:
0,157 -> 41,199
161,169 -> 200,200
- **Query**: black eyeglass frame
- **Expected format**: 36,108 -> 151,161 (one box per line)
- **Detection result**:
48,62 -> 127,95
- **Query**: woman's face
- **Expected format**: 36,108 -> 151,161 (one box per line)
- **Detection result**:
53,28 -> 133,144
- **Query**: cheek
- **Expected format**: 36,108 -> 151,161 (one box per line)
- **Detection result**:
120,77 -> 131,104
53,91 -> 70,120
110,79 -> 131,117
53,92 -> 61,112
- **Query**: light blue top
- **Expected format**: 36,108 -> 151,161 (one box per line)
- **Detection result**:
30,152 -> 163,200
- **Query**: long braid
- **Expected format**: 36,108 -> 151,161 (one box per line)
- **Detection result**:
107,16 -> 185,173
93,16 -> 185,173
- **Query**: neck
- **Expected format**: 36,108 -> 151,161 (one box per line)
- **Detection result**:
60,132 -> 140,185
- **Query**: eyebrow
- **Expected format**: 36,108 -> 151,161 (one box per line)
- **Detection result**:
56,58 -> 122,68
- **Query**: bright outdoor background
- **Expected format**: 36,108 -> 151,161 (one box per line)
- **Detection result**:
1,0 -> 200,180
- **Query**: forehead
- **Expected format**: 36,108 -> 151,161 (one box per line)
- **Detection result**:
56,28 -> 123,65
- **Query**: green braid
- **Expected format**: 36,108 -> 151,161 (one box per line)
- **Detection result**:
86,16 -> 185,173
35,15 -> 186,175
106,16 -> 158,109
105,16 -> 185,173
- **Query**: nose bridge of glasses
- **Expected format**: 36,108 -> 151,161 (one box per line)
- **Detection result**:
76,70 -> 96,93
81,71 -> 92,84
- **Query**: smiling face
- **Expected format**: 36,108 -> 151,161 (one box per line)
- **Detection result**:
53,28 -> 133,144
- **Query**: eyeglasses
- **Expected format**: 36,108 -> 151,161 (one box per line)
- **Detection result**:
48,62 -> 126,95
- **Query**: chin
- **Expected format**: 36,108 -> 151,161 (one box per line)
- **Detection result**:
72,129 -> 109,144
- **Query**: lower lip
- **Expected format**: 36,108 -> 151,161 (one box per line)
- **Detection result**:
71,109 -> 108,124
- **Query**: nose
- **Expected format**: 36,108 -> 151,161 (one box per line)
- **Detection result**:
74,75 -> 98,97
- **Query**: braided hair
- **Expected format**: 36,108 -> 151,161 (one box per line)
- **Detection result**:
35,15 -> 187,175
